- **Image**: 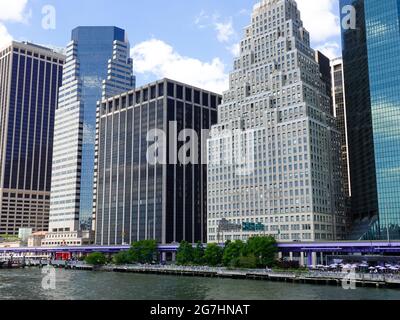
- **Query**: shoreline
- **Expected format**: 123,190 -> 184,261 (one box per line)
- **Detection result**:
19,261 -> 400,290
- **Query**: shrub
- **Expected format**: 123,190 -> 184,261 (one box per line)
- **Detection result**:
236,254 -> 258,269
85,252 -> 107,266
176,241 -> 194,266
204,244 -> 223,267
113,251 -> 132,265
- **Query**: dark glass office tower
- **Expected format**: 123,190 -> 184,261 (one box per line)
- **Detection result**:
0,42 -> 65,235
365,0 -> 400,239
94,79 -> 220,245
341,0 -> 400,239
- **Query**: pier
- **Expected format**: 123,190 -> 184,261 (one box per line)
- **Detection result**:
0,258 -> 25,269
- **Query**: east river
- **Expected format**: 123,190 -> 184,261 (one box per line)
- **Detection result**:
1,268 -> 400,300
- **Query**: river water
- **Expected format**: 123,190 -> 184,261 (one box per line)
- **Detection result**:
0,268 -> 400,300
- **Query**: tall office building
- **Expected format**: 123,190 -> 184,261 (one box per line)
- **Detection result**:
44,27 -> 134,247
315,51 -> 333,115
94,79 -> 220,245
0,41 -> 65,236
207,0 -> 345,243
341,0 -> 400,240
331,58 -> 350,201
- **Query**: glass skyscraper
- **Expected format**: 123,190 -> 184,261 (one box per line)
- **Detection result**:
341,0 -> 400,239
46,27 -> 134,246
0,41 -> 65,235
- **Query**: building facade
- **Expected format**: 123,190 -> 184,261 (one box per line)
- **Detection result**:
341,0 -> 400,240
94,79 -> 220,245
207,0 -> 345,243
331,58 -> 351,203
47,27 -> 134,246
315,51 -> 333,115
0,42 -> 65,236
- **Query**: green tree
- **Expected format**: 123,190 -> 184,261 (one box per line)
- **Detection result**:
113,251 -> 132,265
222,240 -> 245,267
130,240 -> 158,264
204,243 -> 223,266
85,252 -> 107,266
176,241 -> 194,265
192,242 -> 205,265
246,236 -> 277,268
237,254 -> 258,269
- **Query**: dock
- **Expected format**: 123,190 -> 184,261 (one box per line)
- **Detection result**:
0,259 -> 25,269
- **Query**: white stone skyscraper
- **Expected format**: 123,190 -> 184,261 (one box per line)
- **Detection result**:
207,0 -> 345,243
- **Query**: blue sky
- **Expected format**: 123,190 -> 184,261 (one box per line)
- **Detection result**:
0,0 -> 342,93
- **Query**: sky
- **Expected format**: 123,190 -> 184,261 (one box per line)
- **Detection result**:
0,0 -> 342,93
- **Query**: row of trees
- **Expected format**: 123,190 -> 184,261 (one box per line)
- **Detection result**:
85,240 -> 158,266
84,236 -> 277,269
177,236 -> 277,269
176,242 -> 223,267
112,240 -> 158,264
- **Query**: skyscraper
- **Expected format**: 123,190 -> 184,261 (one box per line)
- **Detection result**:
331,58 -> 350,202
44,27 -> 134,246
341,0 -> 400,240
207,0 -> 345,243
0,41 -> 65,236
94,79 -> 220,245
315,51 -> 333,115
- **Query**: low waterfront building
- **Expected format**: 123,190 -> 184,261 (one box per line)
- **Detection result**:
41,230 -> 94,247
94,79 -> 220,245
0,240 -> 21,248
27,231 -> 47,247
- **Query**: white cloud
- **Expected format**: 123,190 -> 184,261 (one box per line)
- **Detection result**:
296,0 -> 340,43
215,19 -> 235,43
131,39 -> 229,94
237,9 -> 250,17
228,43 -> 240,57
0,24 -> 13,48
194,10 -> 209,29
0,0 -> 29,23
316,41 -> 341,59
0,0 -> 30,49
195,11 -> 236,45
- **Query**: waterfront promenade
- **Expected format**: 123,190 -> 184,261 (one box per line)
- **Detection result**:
16,260 -> 400,289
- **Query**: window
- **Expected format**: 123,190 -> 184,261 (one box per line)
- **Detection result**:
150,86 -> 156,99
158,83 -> 164,97
194,90 -> 200,104
176,85 -> 183,99
185,87 -> 192,102
167,82 -> 174,97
